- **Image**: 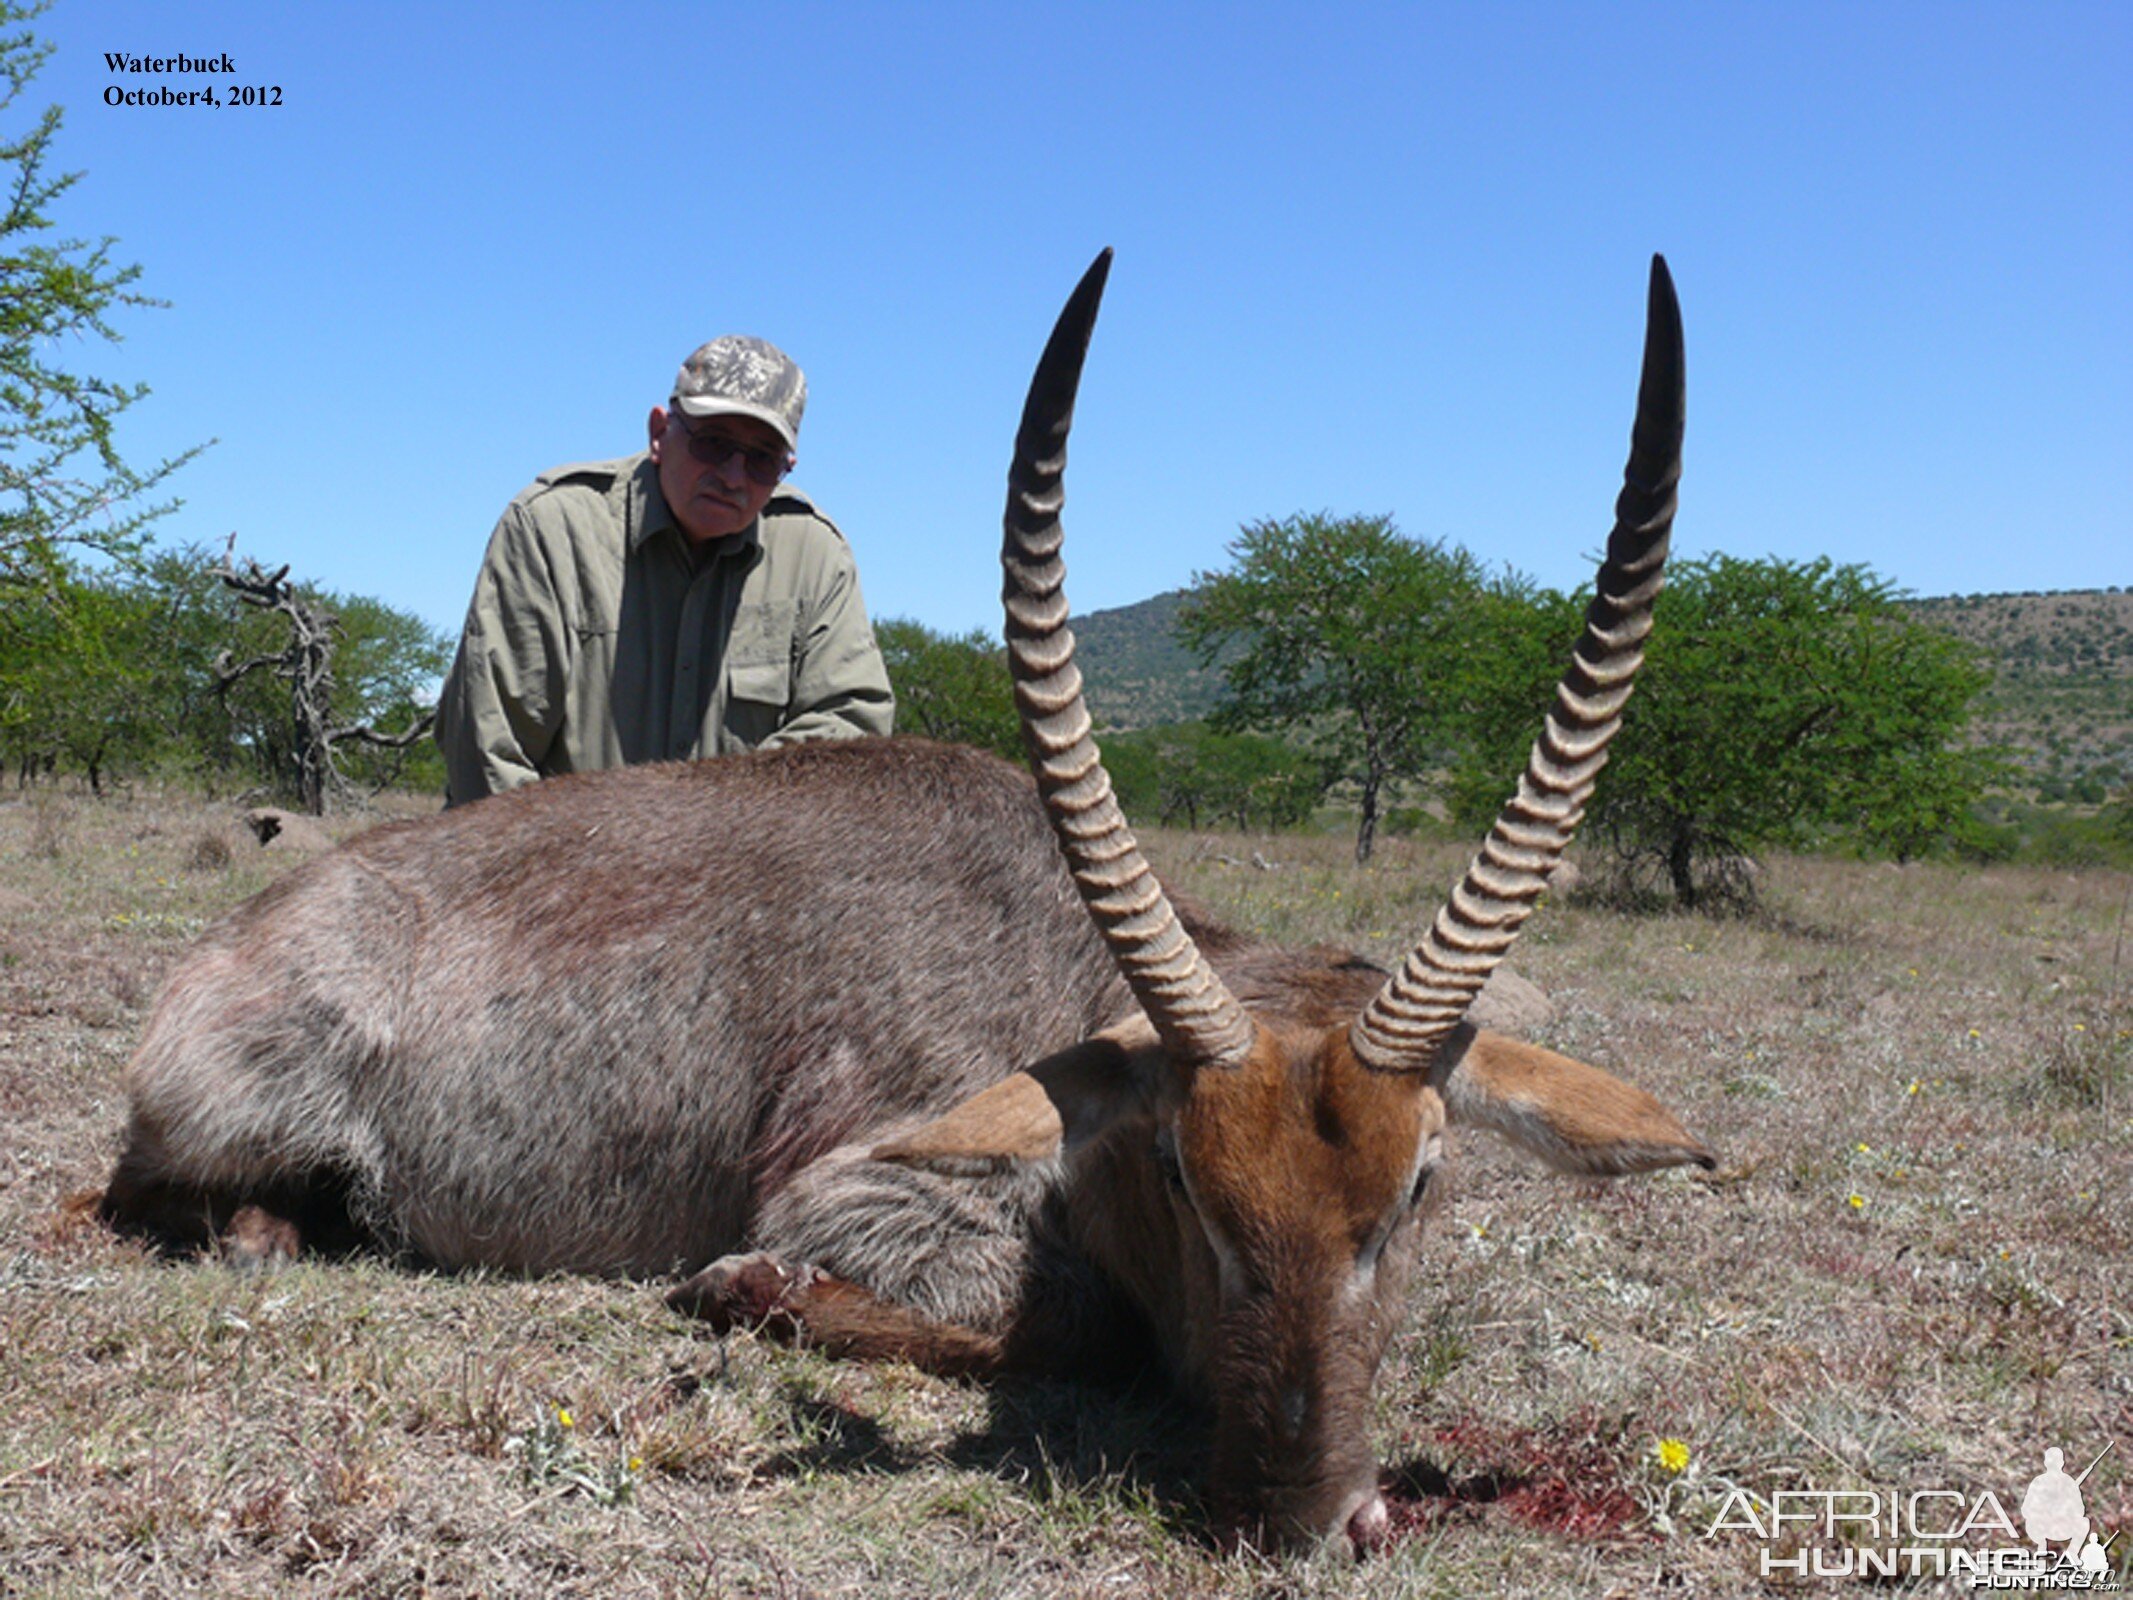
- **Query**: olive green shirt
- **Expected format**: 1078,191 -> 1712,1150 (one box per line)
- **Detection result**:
436,452 -> 893,805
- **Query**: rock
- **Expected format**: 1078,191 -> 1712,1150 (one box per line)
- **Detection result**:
1469,969 -> 1552,1034
242,807 -> 333,853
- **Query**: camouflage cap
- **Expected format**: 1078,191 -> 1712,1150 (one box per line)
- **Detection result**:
671,336 -> 807,450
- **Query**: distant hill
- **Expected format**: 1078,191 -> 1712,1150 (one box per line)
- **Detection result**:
1072,591 -> 1226,730
1906,589 -> 2133,800
1072,586 -> 2133,796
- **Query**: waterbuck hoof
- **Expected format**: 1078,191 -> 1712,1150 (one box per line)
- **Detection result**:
668,1251 -> 820,1334
221,1204 -> 301,1269
1346,1491 -> 1390,1555
56,1189 -> 107,1242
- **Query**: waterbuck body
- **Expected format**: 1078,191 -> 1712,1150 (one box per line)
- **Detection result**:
106,739 -> 1124,1271
101,253 -> 1711,1553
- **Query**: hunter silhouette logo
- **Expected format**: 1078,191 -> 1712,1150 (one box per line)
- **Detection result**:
1705,1437 -> 2121,1587
2022,1445 -> 2103,1555
2021,1443 -> 2118,1585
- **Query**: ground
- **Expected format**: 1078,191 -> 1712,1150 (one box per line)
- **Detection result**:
0,784 -> 2127,1598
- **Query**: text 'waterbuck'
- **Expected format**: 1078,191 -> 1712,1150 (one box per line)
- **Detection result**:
97,253 -> 1706,1553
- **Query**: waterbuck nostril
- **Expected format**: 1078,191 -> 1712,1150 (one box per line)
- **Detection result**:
1279,1386 -> 1308,1438
1346,1491 -> 1391,1555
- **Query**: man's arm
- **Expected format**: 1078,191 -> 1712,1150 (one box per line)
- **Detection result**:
765,541 -> 895,747
434,505 -> 574,804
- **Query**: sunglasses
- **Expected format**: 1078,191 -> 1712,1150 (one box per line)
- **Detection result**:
670,413 -> 790,486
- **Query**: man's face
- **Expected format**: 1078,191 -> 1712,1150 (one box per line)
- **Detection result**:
648,407 -> 792,544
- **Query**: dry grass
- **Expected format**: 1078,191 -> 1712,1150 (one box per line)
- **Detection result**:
2,785 -> 2128,1597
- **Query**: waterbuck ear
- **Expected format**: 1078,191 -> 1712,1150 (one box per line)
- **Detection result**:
869,1022 -> 1157,1175
1431,1027 -> 1716,1177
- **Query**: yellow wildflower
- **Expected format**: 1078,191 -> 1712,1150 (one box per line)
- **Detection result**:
1847,1193 -> 1867,1211
557,1408 -> 574,1429
1655,1438 -> 1691,1475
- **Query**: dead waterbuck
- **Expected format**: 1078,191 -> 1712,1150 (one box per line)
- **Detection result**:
96,252 -> 1706,1554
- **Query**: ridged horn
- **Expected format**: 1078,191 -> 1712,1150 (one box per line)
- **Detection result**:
1002,250 -> 1255,1070
1351,255 -> 1684,1072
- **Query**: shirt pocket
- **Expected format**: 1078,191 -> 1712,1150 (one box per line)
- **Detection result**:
727,656 -> 790,709
724,598 -> 798,714
562,571 -> 619,639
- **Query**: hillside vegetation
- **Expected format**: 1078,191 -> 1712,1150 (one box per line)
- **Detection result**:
1071,591 -> 1234,730
1908,589 -> 2133,800
1077,586 -> 2133,802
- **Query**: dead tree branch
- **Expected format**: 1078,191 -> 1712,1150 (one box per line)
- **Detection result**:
210,539 -> 430,813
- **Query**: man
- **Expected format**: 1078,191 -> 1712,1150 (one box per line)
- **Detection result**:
436,336 -> 893,805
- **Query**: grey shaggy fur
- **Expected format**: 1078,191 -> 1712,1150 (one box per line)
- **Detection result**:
109,739 -> 1244,1292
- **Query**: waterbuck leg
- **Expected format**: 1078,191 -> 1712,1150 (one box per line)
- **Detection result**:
96,1151 -> 227,1252
96,1140 -> 357,1264
669,1252 -> 1012,1377
96,1174 -> 305,1266
675,1140 -> 1153,1380
668,1248 -> 1153,1381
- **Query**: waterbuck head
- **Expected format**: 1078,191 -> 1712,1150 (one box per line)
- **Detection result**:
889,252 -> 1709,1552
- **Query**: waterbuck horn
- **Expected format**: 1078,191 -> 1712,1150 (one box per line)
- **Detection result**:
1350,255 -> 1684,1072
1002,249 -> 1256,1070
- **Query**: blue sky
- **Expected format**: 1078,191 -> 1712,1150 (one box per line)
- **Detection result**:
31,1 -> 2132,644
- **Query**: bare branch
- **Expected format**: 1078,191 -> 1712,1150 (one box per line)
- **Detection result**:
212,648 -> 282,688
325,708 -> 437,750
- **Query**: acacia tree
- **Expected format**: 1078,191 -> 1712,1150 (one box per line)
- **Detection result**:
1177,512 -> 1485,863
1454,554 -> 1996,909
0,550 -> 213,790
0,543 -> 449,798
1103,722 -> 1324,832
20,566 -> 156,792
875,617 -> 1022,761
0,7 -> 200,590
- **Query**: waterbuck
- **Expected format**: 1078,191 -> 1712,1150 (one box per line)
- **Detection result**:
97,253 -> 1706,1553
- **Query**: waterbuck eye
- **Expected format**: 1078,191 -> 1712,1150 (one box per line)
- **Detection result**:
1153,1133 -> 1185,1193
1409,1133 -> 1445,1208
